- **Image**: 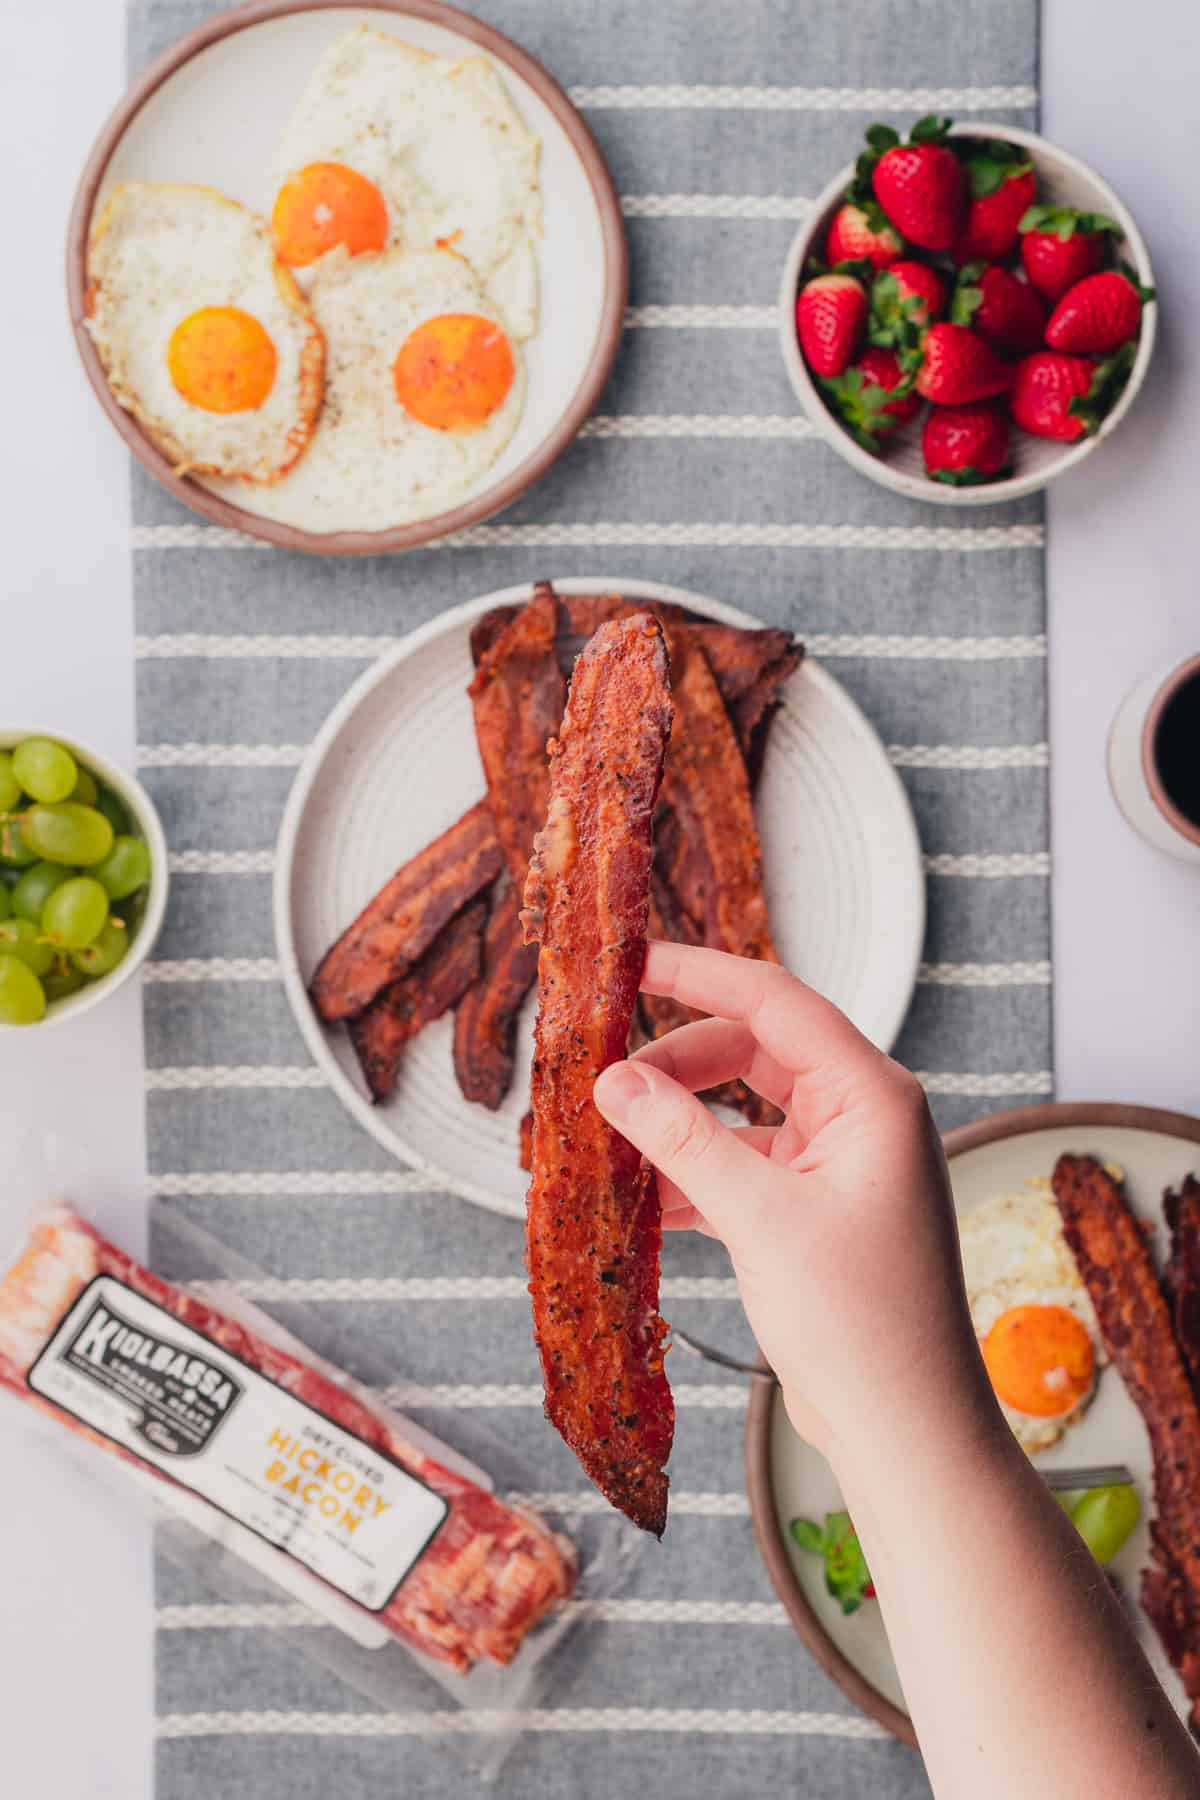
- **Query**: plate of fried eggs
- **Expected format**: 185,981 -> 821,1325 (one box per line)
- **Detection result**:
747,1102 -> 1200,1744
69,2 -> 626,552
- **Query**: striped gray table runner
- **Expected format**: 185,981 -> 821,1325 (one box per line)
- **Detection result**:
130,2 -> 1043,1794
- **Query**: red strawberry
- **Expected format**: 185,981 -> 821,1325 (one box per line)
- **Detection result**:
1019,205 -> 1119,299
923,402 -> 1012,485
915,323 -> 1012,405
824,200 -> 903,270
952,262 -> 1047,353
796,272 -> 868,378
957,142 -> 1036,261
1045,269 -> 1151,353
823,347 -> 920,448
869,259 -> 947,348
867,117 -> 966,252
1009,345 -> 1135,441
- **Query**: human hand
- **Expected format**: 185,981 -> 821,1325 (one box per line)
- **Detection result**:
593,943 -> 994,1475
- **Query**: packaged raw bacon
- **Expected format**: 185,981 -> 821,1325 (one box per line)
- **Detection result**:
0,1177 -> 639,1771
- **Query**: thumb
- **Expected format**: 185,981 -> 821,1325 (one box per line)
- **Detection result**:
594,1059 -> 786,1244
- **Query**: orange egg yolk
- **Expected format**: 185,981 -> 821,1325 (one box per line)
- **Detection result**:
982,1304 -> 1096,1417
166,306 -> 277,413
272,162 -> 389,267
393,313 -> 516,431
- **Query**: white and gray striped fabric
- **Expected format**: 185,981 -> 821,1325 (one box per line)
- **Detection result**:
130,2 -> 1043,1793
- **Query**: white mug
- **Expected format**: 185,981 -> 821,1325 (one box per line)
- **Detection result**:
1108,654 -> 1200,865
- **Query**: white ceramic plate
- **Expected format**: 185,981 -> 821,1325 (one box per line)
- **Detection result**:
67,0 -> 625,554
274,577 -> 925,1217
749,1103 -> 1200,1739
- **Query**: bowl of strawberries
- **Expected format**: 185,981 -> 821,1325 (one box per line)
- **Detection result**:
780,117 -> 1156,502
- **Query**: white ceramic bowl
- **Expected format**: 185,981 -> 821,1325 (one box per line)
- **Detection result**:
0,731 -> 169,1027
779,122 -> 1157,506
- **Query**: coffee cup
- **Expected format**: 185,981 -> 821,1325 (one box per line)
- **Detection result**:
1108,654 -> 1200,865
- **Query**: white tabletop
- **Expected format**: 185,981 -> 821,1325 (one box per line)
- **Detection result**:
1,4 -> 1197,1794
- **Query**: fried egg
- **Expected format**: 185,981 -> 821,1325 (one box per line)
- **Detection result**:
86,184 -> 324,483
204,248 -> 524,531
960,1185 -> 1106,1454
272,28 -> 541,338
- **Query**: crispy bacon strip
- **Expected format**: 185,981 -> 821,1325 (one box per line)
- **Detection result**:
348,898 -> 486,1104
1052,1154 -> 1200,1726
452,876 -> 538,1109
468,580 -> 565,887
452,584 -> 566,1108
657,627 -> 777,963
523,615 -> 675,1536
1164,1175 -> 1200,1398
311,800 -> 502,1023
476,591 -> 801,762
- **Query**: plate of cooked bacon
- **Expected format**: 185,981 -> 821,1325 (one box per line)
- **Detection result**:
274,577 -> 924,1217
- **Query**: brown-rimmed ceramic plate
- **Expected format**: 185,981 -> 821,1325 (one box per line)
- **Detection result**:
745,1101 -> 1200,1747
66,0 -> 627,555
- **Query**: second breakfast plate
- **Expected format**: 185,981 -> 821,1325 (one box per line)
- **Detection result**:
66,0 -> 626,553
274,577 -> 925,1217
747,1102 -> 1200,1745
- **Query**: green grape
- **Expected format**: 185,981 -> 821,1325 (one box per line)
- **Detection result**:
72,916 -> 129,979
1071,1483 -> 1140,1566
42,962 -> 86,1004
21,803 -> 114,867
0,752 -> 21,813
0,817 -> 37,866
96,786 -> 129,835
12,737 -> 78,805
69,766 -> 99,806
0,918 -> 55,976
0,885 -> 8,922
11,860 -> 71,924
0,953 -> 46,1024
41,877 -> 109,950
93,835 -> 152,902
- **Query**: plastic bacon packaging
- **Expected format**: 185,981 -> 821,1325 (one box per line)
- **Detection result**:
0,1178 -> 639,1771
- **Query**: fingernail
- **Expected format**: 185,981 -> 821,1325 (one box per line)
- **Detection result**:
595,1061 -> 651,1119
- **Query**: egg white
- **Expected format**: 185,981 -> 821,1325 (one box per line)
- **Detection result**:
205,248 -> 525,532
960,1186 -> 1107,1455
275,27 -> 541,338
86,183 -> 323,482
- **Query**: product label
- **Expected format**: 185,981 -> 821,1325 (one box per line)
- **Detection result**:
29,1276 -> 448,1612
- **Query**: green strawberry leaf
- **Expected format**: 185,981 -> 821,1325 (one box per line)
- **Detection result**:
864,123 -> 900,151
964,144 -> 1033,198
910,114 -> 952,144
830,255 -> 876,285
1021,204 -> 1122,241
949,262 -> 985,326
1116,261 -> 1157,304
1068,340 -> 1137,432
931,464 -> 1010,486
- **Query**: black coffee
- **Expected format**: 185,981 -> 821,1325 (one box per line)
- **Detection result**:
1154,669 -> 1200,828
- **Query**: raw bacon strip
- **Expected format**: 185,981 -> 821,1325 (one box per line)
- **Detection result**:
468,580 -> 565,888
311,799 -> 503,1023
523,614 -> 675,1536
0,1207 -> 574,1672
1164,1174 -> 1200,1398
1052,1154 -> 1200,1727
348,898 -> 486,1104
453,875 -> 538,1109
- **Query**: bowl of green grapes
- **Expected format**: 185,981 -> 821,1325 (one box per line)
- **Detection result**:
0,731 -> 167,1026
